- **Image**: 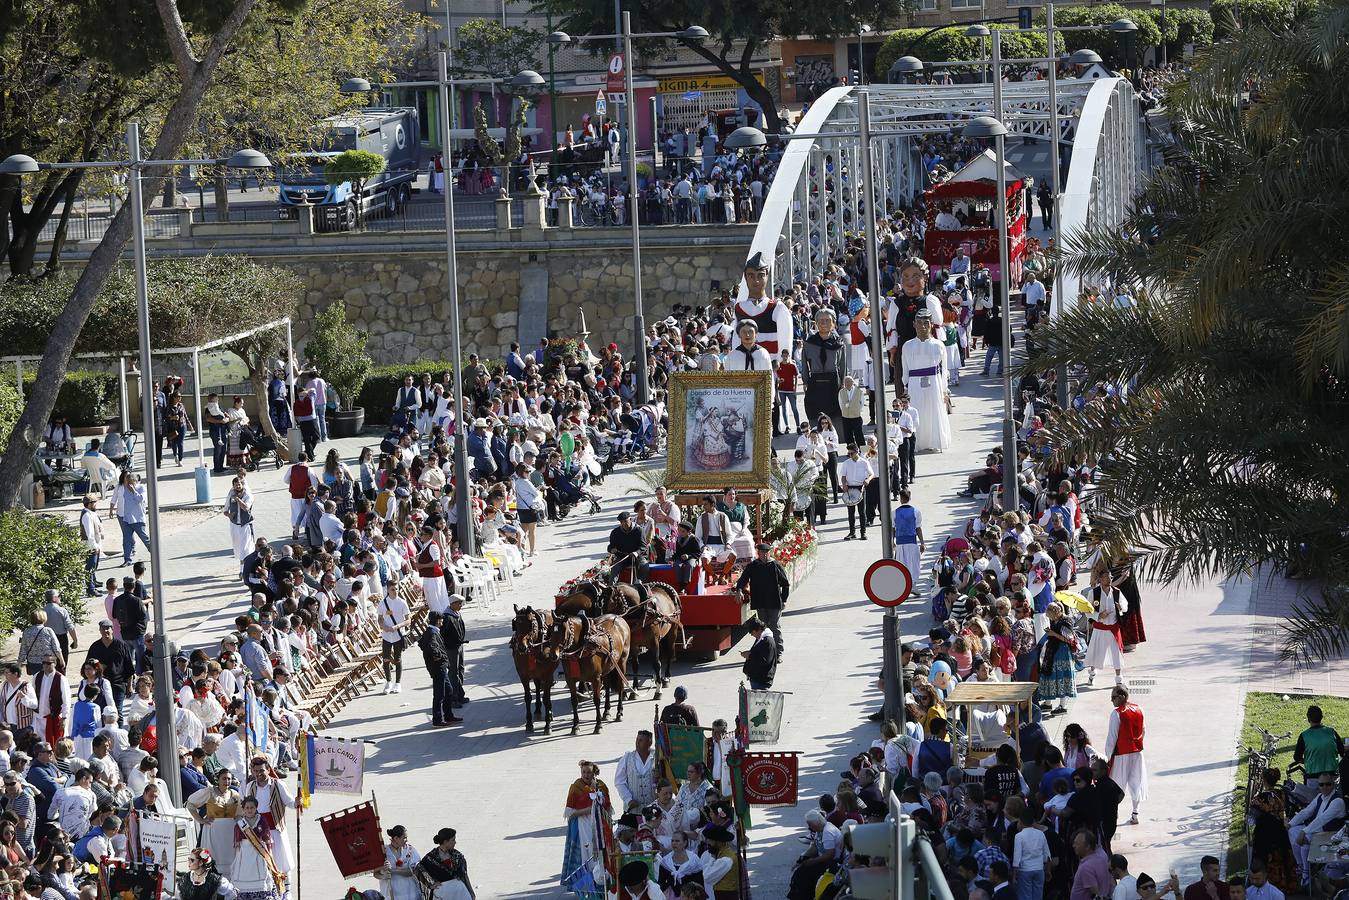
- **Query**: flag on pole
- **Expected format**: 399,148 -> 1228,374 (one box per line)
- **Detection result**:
245,684 -> 271,755
297,733 -> 313,811
728,749 -> 752,830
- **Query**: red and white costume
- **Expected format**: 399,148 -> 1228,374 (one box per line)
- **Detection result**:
731,296 -> 794,359
1085,586 -> 1125,672
848,317 -> 872,388
1105,701 -> 1148,812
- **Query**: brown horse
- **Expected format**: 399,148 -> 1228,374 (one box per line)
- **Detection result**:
556,579 -> 684,698
547,613 -> 630,734
509,605 -> 557,733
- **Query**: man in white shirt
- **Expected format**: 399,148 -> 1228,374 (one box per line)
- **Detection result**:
839,443 -> 874,541
1290,772 -> 1346,880
1012,809 -> 1051,898
378,589 -> 411,695
114,473 -> 151,567
935,206 -> 962,230
1110,854 -> 1139,900
53,767 -> 97,838
790,810 -> 842,898
1023,273 -> 1047,323
896,394 -> 920,488
80,496 -> 104,597
613,730 -> 657,811
318,501 -> 344,546
1244,865 -> 1285,900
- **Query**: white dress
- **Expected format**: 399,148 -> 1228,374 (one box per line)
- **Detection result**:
379,843 -> 423,900
901,337 -> 951,450
230,815 -> 277,898
1084,587 -> 1126,671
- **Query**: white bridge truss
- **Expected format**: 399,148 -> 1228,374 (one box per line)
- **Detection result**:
746,77 -> 1145,313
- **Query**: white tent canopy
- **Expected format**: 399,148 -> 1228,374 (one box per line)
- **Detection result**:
948,149 -> 1028,184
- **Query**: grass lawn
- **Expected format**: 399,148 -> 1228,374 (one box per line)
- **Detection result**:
1228,692 -> 1349,872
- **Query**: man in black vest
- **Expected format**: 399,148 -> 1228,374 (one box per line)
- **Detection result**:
735,542 -> 789,660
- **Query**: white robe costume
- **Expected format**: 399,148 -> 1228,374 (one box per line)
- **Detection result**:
901,336 -> 952,451
1085,586 -> 1126,672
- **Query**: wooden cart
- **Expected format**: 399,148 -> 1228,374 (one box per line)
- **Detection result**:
944,681 -> 1041,768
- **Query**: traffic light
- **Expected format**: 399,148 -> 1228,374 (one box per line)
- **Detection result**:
850,820 -> 899,900
850,68 -> 861,85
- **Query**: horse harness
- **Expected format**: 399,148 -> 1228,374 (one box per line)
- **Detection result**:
510,607 -> 550,654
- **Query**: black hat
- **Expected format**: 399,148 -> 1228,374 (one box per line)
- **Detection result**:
755,542 -> 772,552
618,511 -> 631,522
619,860 -> 650,887
704,825 -> 735,843
745,251 -> 769,272
677,521 -> 693,531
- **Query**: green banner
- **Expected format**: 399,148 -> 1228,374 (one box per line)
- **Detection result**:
667,724 -> 706,775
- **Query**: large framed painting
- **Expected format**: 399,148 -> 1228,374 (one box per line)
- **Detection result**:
666,370 -> 773,492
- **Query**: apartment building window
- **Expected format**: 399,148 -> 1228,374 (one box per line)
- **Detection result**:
949,0 -> 982,8
919,0 -> 938,10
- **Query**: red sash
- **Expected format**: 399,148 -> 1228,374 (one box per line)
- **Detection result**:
1091,620 -> 1123,650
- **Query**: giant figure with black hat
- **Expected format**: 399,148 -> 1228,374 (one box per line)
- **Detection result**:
901,309 -> 952,451
732,252 -> 794,359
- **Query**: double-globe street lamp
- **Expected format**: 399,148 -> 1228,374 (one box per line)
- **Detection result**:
1,127 -> 272,804
891,15 -> 1133,506
342,54 -> 544,556
546,20 -> 709,405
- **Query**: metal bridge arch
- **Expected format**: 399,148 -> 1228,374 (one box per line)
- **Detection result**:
740,77 -> 1144,311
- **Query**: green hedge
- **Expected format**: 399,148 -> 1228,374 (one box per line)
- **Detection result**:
21,371 -> 117,428
357,357 -> 504,423
0,510 -> 88,642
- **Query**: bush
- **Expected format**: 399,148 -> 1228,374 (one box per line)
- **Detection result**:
21,371 -> 116,427
876,25 -> 1048,82
304,303 -> 372,411
0,510 -> 88,641
0,382 -> 20,448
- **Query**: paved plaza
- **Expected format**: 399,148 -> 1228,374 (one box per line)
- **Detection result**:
34,351 -> 1328,899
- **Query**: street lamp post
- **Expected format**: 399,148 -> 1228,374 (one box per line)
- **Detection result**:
547,23 -> 709,405
2,130 -> 272,806
343,55 -> 544,556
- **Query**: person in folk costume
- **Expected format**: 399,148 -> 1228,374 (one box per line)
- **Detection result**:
231,795 -> 284,900
1084,568 -> 1126,687
417,524 -> 451,615
610,859 -> 663,900
419,827 -> 475,899
722,318 -> 774,390
376,825 -> 422,900
891,488 -> 926,585
33,654 -> 69,749
1108,552 -> 1147,651
886,257 -> 944,386
243,756 -> 296,880
901,311 -> 952,451
848,298 -> 873,397
800,308 -> 847,433
705,719 -> 735,797
225,475 -> 255,570
731,252 -> 794,360
699,825 -> 740,900
614,730 -> 657,812
178,847 -> 236,900
1104,684 -> 1147,825
188,767 -> 242,873
562,760 -> 613,895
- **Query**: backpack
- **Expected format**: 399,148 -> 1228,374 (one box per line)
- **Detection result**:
937,555 -> 955,588
931,588 -> 948,623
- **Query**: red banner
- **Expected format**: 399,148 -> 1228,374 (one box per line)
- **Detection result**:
318,800 -> 385,878
742,752 -> 800,805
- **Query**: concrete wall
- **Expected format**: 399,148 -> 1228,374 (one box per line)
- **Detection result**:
102,206 -> 754,365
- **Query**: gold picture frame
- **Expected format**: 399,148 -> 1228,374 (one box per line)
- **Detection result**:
666,370 -> 774,492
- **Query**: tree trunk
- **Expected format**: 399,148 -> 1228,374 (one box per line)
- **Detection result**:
0,0 -> 260,511
686,40 -> 783,132
244,361 -> 289,456
213,172 -> 231,222
162,170 -> 178,208
44,173 -> 84,274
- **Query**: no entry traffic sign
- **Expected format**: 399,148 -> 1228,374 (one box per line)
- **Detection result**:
863,559 -> 912,608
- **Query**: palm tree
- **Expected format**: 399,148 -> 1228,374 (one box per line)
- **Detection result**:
1029,0 -> 1349,664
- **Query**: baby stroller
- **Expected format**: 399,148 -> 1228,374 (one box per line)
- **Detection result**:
227,422 -> 281,470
